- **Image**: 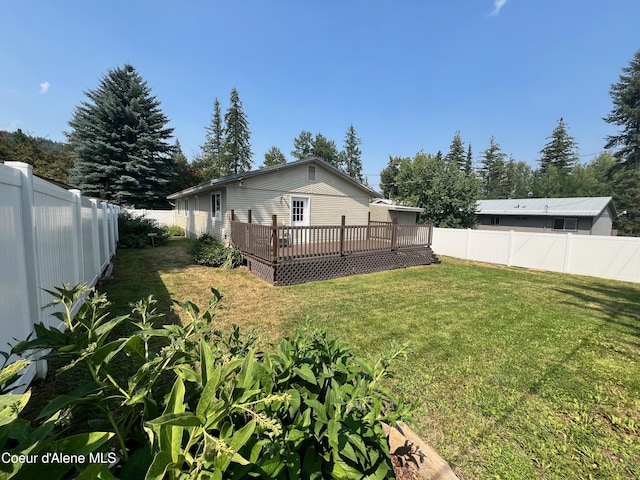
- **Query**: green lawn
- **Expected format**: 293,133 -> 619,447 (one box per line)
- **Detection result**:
105,238 -> 640,479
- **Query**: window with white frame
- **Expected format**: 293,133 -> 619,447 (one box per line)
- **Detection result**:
184,198 -> 190,216
194,196 -> 200,212
490,216 -> 500,225
553,217 -> 578,231
308,165 -> 316,181
211,192 -> 221,219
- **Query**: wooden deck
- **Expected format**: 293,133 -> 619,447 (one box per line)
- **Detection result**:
230,214 -> 439,285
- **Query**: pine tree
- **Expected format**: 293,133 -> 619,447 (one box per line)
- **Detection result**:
262,146 -> 287,168
312,133 -> 342,169
465,144 -> 473,175
197,98 -> 224,179
445,131 -> 466,171
539,118 -> 579,175
222,88 -> 252,175
291,131 -> 314,160
342,124 -> 363,181
167,140 -> 200,193
67,64 -> 174,207
479,136 -> 509,199
604,48 -> 640,168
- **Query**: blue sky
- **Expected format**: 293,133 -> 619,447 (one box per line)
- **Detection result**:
2,1 -> 639,190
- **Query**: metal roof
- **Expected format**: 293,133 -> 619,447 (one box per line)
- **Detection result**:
167,156 -> 381,199
476,197 -> 616,217
370,199 -> 424,213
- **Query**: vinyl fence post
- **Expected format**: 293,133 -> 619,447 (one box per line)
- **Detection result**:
5,162 -> 44,379
90,199 -> 101,281
69,189 -> 85,284
563,233 -> 573,273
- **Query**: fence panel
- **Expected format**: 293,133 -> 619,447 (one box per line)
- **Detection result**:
0,165 -> 33,368
0,162 -> 119,390
433,227 -> 640,283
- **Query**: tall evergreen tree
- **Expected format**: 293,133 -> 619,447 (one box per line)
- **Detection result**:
196,98 -> 224,179
465,144 -> 473,175
222,88 -> 252,175
342,124 -> 363,181
479,136 -> 509,199
67,64 -> 174,207
445,131 -> 466,171
167,140 -> 200,193
291,130 -> 314,160
505,158 -> 533,198
539,118 -> 579,175
312,133 -> 342,169
262,146 -> 287,168
604,48 -> 640,168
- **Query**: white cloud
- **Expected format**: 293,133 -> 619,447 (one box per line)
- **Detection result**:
489,0 -> 508,16
39,81 -> 50,94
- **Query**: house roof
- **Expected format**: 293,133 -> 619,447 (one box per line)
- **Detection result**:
476,197 -> 616,217
167,156 -> 381,200
370,198 -> 424,213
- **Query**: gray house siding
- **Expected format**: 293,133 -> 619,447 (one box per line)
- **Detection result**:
591,208 -> 613,236
478,215 -> 599,235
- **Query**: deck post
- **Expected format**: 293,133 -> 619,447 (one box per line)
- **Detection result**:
367,212 -> 371,239
248,209 -> 252,224
428,220 -> 433,246
391,217 -> 398,250
340,215 -> 346,256
271,215 -> 278,262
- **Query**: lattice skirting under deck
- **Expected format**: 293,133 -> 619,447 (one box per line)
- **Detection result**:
245,247 -> 439,286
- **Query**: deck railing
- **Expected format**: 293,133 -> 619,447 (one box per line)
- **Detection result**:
230,210 -> 433,263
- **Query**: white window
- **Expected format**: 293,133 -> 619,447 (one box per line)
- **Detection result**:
292,199 -> 305,222
308,165 -> 316,181
553,217 -> 578,231
184,198 -> 189,216
490,216 -> 500,225
195,196 -> 200,212
211,192 -> 221,219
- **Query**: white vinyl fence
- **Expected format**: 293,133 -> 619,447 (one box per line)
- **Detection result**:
432,227 -> 640,284
0,162 -> 119,389
124,208 -> 175,227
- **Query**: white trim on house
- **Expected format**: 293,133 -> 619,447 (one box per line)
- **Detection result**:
211,191 -> 222,220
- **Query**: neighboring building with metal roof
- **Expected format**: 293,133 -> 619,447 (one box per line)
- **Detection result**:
476,197 -> 617,236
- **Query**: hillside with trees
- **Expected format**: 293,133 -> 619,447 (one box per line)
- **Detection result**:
0,129 -> 75,184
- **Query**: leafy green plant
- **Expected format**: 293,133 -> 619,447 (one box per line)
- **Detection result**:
117,212 -> 167,248
192,233 -> 244,268
164,225 -> 184,237
6,285 -> 410,479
